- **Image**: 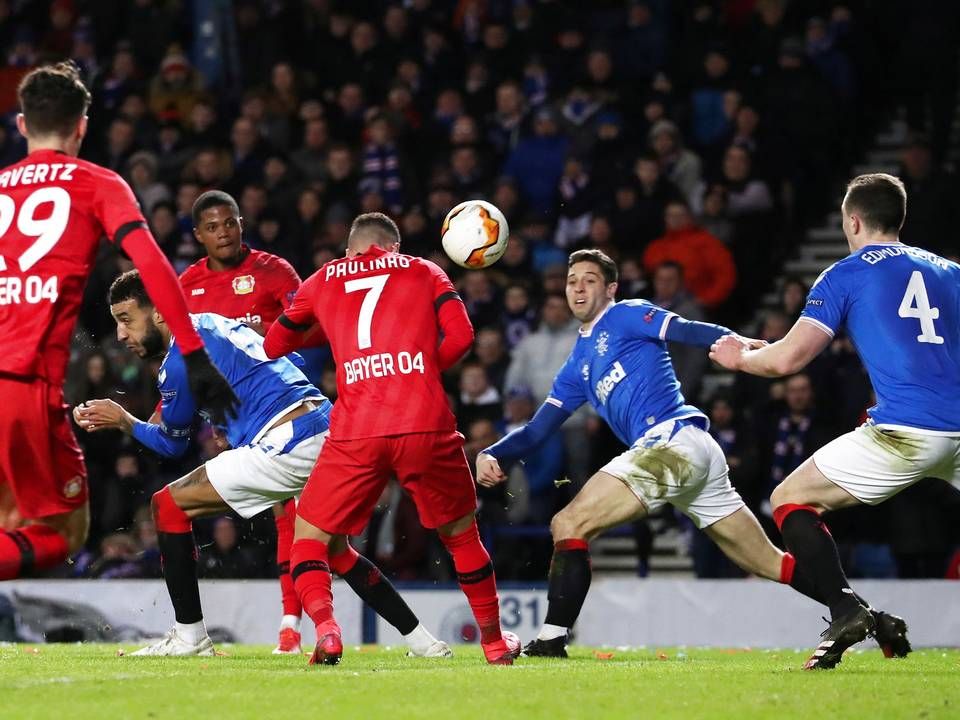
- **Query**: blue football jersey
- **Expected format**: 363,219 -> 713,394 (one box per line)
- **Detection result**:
545,300 -> 705,446
801,244 -> 960,431
159,313 -> 325,447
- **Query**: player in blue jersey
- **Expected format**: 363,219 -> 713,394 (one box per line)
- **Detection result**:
476,249 -> 835,658
74,270 -> 451,659
711,174 -> 941,668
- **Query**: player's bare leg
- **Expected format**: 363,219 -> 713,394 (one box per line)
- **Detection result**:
703,506 -> 786,581
436,511 -> 519,664
525,471 -> 646,658
771,458 -> 895,668
271,500 -> 303,654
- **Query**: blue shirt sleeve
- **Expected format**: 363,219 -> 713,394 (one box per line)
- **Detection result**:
545,354 -> 587,414
483,401 -> 570,465
799,263 -> 849,337
131,348 -> 196,458
617,300 -> 676,341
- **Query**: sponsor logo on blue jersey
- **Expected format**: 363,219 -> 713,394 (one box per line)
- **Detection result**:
595,361 -> 626,404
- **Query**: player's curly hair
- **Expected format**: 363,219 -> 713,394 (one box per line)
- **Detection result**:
568,248 -> 618,285
17,61 -> 91,138
108,270 -> 152,309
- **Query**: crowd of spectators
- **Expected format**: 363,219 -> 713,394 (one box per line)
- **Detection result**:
3,0 -> 959,582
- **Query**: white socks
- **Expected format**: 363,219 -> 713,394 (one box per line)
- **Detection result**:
175,620 -> 208,645
279,615 -> 301,632
404,623 -> 440,654
537,623 -> 567,641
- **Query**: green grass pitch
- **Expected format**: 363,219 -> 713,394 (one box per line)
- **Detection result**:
1,644 -> 958,719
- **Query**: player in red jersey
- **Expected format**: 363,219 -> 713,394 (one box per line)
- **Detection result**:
180,189 -> 304,653
0,62 -> 236,581
179,191 -> 300,332
264,212 -> 521,665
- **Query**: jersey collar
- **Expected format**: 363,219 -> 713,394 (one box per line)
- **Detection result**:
579,301 -> 615,337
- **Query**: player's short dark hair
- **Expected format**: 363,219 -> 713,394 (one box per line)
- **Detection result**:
348,212 -> 401,248
568,249 -> 618,285
843,173 -> 906,234
192,190 -> 240,227
17,61 -> 91,138
108,270 -> 152,308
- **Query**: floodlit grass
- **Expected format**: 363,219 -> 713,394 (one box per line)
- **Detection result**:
1,643 -> 957,719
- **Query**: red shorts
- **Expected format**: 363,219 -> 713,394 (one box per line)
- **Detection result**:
0,376 -> 87,519
298,430 -> 477,536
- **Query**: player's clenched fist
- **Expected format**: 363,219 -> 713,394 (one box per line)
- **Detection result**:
475,452 -> 506,488
73,398 -> 134,434
709,334 -> 749,370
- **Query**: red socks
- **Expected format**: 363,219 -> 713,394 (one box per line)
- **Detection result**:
772,503 -> 821,531
440,522 -> 502,645
329,544 -> 360,576
0,525 -> 69,580
274,500 -> 302,618
780,552 -> 796,584
291,538 -> 336,631
153,485 -> 192,534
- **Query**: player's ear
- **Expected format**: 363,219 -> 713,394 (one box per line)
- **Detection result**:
607,281 -> 618,299
15,113 -> 27,138
152,307 -> 165,327
76,115 -> 88,142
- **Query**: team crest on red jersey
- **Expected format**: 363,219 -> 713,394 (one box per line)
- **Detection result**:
62,476 -> 83,499
232,275 -> 255,295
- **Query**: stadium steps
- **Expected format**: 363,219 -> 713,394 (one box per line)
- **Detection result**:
591,525 -> 694,576
759,115 -> 912,304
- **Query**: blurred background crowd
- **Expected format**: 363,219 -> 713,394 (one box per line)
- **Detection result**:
2,0 -> 959,583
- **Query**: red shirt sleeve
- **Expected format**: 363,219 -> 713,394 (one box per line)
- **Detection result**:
264,272 -> 321,358
423,260 -> 474,370
92,168 -> 146,240
264,256 -> 302,330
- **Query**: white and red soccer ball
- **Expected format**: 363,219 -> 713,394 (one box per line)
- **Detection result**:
440,200 -> 510,269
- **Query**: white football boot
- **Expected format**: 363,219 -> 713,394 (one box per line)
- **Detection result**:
130,628 -> 215,656
406,640 -> 453,658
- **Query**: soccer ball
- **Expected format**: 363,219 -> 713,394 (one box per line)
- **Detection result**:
440,200 -> 510,269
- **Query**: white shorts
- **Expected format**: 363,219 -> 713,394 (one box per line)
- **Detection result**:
813,423 -> 960,505
205,406 -> 330,518
601,418 -> 744,529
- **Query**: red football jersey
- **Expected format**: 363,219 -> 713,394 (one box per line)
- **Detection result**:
179,247 -> 300,328
0,150 -> 146,384
284,245 -> 465,439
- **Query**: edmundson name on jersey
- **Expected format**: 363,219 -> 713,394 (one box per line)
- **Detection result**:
325,254 -> 412,280
860,245 -> 950,269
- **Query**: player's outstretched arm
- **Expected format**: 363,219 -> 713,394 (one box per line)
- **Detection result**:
74,398 -> 191,457
477,401 -> 570,487
710,319 -> 832,377
437,294 -> 474,370
74,399 -> 136,434
264,276 -> 323,358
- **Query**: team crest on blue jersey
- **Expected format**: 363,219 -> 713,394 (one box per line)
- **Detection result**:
232,274 -> 256,295
595,331 -> 609,356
